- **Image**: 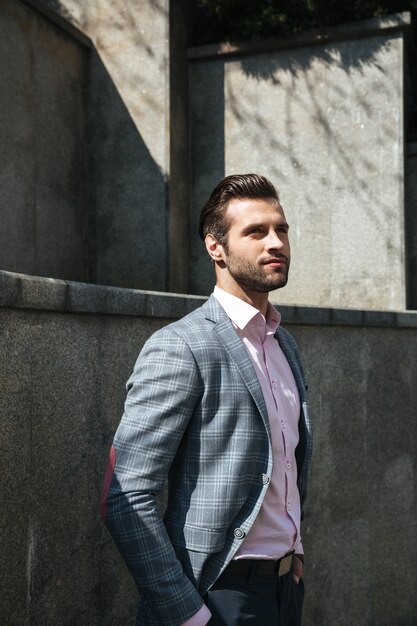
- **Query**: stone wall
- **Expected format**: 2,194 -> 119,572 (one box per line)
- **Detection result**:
189,14 -> 412,311
0,0 -> 90,282
40,0 -> 172,291
1,270 -> 416,625
2,5 -> 416,309
1,0 -> 172,292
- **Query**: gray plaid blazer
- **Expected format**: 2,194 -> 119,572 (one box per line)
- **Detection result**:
102,295 -> 312,626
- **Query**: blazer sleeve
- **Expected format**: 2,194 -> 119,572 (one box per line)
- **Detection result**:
101,327 -> 205,626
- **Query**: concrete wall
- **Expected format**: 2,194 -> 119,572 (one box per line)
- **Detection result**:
2,5 -> 416,309
189,14 -> 411,311
1,269 -> 416,625
0,0 -> 90,282
40,0 -> 172,291
0,0 -> 172,291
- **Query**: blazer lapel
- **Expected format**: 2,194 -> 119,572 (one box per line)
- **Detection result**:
202,296 -> 271,438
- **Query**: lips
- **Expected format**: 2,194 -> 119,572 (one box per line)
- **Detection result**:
261,255 -> 288,267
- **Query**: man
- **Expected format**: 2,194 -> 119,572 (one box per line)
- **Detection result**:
100,173 -> 312,626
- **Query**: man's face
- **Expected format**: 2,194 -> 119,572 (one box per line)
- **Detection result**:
221,197 -> 290,294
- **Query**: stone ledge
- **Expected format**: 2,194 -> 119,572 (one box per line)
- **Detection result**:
19,0 -> 92,48
188,12 -> 411,61
1,270 -> 417,327
0,271 -> 205,320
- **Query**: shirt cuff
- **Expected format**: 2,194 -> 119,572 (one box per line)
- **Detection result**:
181,603 -> 212,626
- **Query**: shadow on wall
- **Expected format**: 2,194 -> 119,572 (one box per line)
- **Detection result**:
86,49 -> 167,291
238,34 -> 395,79
189,61 -> 225,296
42,0 -> 170,126
233,36 -> 401,234
0,0 -> 167,291
188,22 -> 409,308
47,0 -> 171,292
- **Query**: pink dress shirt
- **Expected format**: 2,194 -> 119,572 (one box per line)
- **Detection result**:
182,288 -> 303,626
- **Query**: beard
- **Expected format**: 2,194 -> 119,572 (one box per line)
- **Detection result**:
224,251 -> 289,293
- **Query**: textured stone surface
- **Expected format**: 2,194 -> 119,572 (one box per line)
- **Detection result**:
1,0 -> 171,291
298,323 -> 417,626
1,276 -> 417,625
86,49 -> 167,291
189,17 -> 410,311
3,270 -> 417,326
0,306 -> 168,625
0,271 -> 206,319
0,0 -> 89,282
41,0 -> 171,291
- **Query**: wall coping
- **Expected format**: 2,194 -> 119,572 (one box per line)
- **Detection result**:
18,0 -> 92,48
188,12 -> 412,62
1,271 -> 417,328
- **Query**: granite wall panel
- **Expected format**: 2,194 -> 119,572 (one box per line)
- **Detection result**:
189,18 -> 410,311
0,272 -> 416,624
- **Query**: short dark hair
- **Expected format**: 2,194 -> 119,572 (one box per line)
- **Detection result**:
198,173 -> 279,243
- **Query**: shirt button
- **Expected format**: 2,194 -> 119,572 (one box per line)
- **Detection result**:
234,528 -> 246,539
286,461 -> 291,469
256,317 -> 262,323
260,473 -> 270,485
287,503 -> 292,512
281,420 -> 286,429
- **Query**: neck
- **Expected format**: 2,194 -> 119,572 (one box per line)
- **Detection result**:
215,280 -> 269,317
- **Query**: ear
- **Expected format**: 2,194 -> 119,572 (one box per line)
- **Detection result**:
205,233 -> 225,263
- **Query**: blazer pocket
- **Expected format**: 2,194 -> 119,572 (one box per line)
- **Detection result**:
167,522 -> 226,554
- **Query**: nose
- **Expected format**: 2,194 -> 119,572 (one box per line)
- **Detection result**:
265,229 -> 284,251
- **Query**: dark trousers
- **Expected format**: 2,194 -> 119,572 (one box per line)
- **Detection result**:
206,561 -> 304,626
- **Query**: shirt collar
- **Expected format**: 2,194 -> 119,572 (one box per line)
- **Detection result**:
213,286 -> 281,333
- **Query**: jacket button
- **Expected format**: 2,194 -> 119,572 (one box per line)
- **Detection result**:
234,528 -> 245,539
260,473 -> 269,485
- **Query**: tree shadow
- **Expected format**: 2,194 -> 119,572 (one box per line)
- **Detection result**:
189,20 -> 412,306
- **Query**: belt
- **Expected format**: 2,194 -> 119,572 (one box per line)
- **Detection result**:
223,552 -> 294,578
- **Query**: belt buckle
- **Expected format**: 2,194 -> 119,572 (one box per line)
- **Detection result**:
278,553 -> 293,577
